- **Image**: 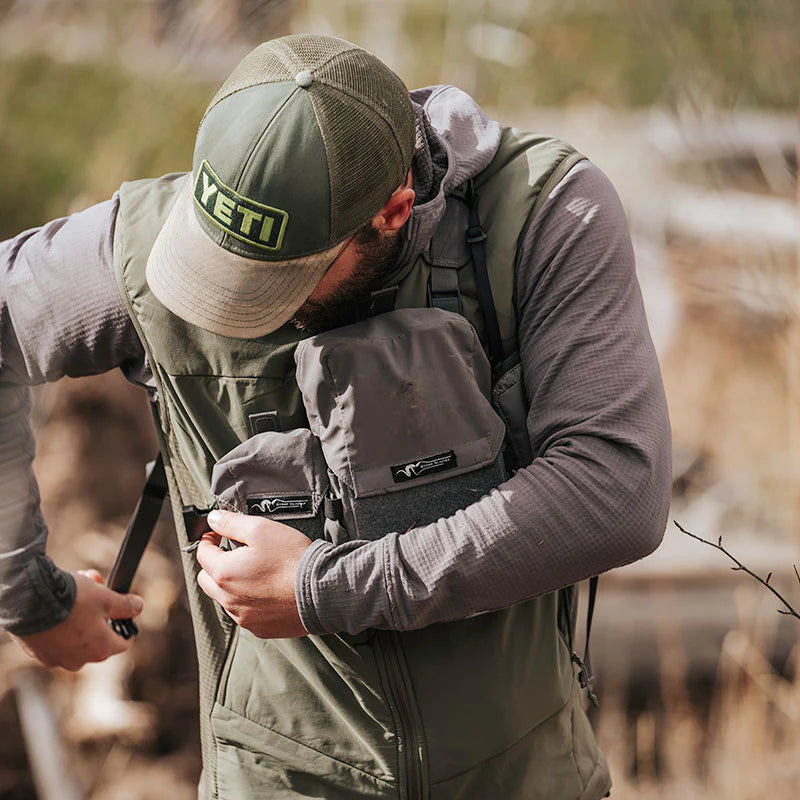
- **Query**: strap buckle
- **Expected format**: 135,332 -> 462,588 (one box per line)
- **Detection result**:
571,651 -> 599,709
182,502 -> 218,543
465,225 -> 487,245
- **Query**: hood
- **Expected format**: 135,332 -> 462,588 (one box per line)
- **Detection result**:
396,86 -> 503,266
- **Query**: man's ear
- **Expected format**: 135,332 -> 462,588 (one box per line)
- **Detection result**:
372,174 -> 415,233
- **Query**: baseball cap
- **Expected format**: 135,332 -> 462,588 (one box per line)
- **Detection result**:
146,34 -> 416,338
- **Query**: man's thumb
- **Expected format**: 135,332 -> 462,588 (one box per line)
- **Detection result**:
105,589 -> 144,619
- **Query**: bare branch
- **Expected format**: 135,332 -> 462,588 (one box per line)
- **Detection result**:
674,520 -> 800,621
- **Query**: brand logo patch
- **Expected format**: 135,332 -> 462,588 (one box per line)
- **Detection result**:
391,451 -> 458,483
193,160 -> 288,251
247,495 -> 314,516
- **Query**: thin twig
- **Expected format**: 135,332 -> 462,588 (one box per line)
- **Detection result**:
674,520 -> 800,621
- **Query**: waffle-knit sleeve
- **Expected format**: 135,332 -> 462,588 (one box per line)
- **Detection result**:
0,197 -> 145,635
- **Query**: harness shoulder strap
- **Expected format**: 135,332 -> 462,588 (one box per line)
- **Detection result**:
464,179 -> 503,370
426,182 -> 470,316
427,180 -> 504,370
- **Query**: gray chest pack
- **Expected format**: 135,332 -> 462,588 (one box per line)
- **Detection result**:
210,181 -> 510,547
212,306 -> 506,551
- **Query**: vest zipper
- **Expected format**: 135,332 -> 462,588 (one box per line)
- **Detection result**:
373,631 -> 426,800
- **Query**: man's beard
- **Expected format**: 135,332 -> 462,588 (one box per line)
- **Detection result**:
290,226 -> 403,333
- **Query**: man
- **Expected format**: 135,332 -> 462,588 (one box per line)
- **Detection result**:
0,34 -> 670,799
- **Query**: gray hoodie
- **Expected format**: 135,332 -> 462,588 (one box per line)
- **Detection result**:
0,86 -> 671,637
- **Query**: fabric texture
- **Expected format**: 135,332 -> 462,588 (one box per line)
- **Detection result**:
0,87 -> 670,639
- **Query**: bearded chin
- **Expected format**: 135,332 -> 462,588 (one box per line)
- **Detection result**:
290,230 -> 402,333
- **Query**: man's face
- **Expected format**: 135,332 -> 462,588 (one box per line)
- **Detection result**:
290,225 -> 402,333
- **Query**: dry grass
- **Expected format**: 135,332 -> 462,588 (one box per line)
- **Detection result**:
596,609 -> 800,800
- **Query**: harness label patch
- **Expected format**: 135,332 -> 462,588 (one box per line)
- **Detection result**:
391,451 -> 458,483
193,160 -> 288,251
247,495 -> 314,516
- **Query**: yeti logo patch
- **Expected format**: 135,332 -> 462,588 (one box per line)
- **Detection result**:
247,496 -> 313,516
194,160 -> 288,251
391,451 -> 458,483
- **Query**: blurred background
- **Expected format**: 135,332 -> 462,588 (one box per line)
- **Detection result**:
0,0 -> 798,797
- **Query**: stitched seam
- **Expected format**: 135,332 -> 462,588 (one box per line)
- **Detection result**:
471,326 -> 495,456
422,85 -> 451,111
382,536 -> 402,629
569,697 -> 584,789
235,87 -> 300,189
214,705 -> 396,786
301,540 -> 329,633
322,348 -> 358,492
225,460 -> 246,512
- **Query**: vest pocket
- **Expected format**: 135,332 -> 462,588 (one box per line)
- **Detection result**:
211,701 -> 396,799
294,307 -> 508,541
209,428 -> 328,542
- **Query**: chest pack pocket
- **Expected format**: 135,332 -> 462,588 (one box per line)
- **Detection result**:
209,428 -> 328,542
294,307 -> 507,542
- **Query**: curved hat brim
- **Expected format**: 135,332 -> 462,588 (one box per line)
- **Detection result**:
145,177 -> 345,339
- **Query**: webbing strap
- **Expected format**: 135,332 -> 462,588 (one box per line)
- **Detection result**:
107,453 -> 167,638
571,576 -> 600,708
464,180 -> 503,369
428,265 -> 461,314
584,575 -> 599,682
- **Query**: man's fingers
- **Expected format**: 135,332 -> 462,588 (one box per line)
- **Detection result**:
103,587 -> 144,620
78,568 -> 104,585
196,533 -> 228,581
207,509 -> 260,545
96,625 -> 133,659
197,568 -> 226,606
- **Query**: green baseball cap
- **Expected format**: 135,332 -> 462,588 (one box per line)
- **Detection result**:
146,33 -> 416,338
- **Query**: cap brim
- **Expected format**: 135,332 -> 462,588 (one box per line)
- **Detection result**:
145,177 -> 345,339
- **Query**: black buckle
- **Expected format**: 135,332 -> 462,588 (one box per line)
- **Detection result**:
324,496 -> 343,522
109,617 -> 138,639
428,291 -> 461,315
571,652 -> 599,709
466,225 -> 487,245
182,503 -> 218,542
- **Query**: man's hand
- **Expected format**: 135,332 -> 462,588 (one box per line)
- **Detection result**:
195,510 -> 311,639
10,569 -> 143,672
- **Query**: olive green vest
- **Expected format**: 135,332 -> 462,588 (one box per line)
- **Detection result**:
114,128 -> 611,800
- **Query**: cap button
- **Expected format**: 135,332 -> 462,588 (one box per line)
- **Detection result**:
295,70 -> 314,88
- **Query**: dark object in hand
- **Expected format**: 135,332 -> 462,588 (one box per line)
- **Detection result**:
182,503 -> 218,543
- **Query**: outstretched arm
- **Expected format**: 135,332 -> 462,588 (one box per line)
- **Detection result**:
0,197 -> 147,664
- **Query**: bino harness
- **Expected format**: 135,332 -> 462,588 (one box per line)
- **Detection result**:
108,179 -> 598,700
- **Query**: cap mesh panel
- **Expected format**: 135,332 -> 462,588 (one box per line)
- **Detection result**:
205,35 -> 357,117
310,83 -> 413,240
283,34 -> 357,69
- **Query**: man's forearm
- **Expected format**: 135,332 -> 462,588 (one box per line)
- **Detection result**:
0,196 -> 145,635
0,384 -> 76,635
296,432 -> 669,636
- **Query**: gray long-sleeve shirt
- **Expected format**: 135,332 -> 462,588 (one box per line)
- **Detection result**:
0,158 -> 671,638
